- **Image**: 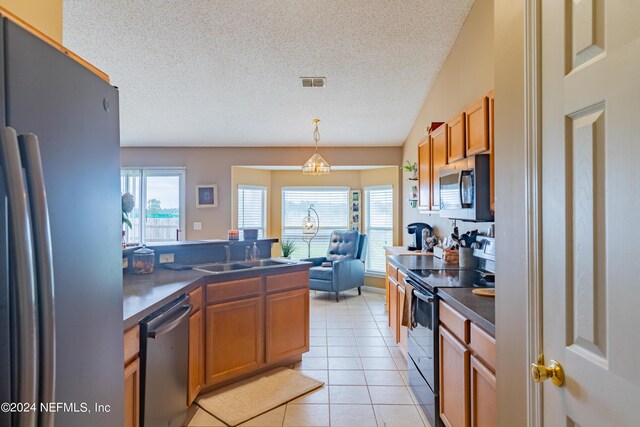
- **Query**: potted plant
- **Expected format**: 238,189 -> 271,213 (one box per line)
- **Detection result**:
122,192 -> 135,247
281,239 -> 297,259
403,161 -> 418,180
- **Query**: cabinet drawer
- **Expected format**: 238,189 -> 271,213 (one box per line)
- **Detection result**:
265,270 -> 309,293
124,325 -> 139,365
387,263 -> 398,281
206,277 -> 262,303
398,269 -> 408,286
439,301 -> 469,344
189,286 -> 203,314
470,323 -> 496,372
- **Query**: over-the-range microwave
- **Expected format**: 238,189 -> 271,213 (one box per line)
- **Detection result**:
439,154 -> 494,222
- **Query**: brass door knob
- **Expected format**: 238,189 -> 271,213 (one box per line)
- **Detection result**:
530,354 -> 564,387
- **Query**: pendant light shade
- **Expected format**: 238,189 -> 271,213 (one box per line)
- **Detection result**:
302,119 -> 331,175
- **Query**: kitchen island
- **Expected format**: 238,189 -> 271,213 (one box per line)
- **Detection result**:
122,240 -> 312,427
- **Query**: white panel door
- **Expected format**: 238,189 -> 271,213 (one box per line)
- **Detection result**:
541,0 -> 640,425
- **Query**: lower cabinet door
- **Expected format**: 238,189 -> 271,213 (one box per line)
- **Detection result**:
470,355 -> 496,427
205,296 -> 264,385
187,310 -> 203,404
388,279 -> 398,341
397,283 -> 408,351
265,287 -> 309,363
439,326 -> 470,427
124,358 -> 140,427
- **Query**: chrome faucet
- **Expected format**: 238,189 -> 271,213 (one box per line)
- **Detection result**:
244,246 -> 251,261
224,245 -> 231,262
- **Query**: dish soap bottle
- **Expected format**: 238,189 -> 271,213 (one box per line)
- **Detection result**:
249,242 -> 260,261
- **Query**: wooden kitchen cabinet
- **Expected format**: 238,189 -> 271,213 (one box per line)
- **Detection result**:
487,90 -> 495,213
123,326 -> 140,427
447,113 -> 466,163
388,276 -> 399,341
439,326 -> 470,427
465,97 -> 490,156
187,286 -> 204,405
470,355 -> 496,427
418,136 -> 432,210
266,287 -> 309,363
205,296 -> 264,385
431,124 -> 448,210
397,281 -> 408,351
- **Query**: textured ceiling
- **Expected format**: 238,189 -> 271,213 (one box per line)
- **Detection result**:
63,0 -> 474,147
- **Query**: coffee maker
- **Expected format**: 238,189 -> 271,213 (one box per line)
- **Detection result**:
406,222 -> 432,251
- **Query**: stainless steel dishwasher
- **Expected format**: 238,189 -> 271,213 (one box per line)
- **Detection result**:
139,294 -> 192,427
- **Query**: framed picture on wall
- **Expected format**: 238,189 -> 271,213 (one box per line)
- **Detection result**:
196,185 -> 218,208
349,190 -> 361,232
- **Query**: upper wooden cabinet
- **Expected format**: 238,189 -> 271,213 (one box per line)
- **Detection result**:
418,136 -> 432,210
447,113 -> 466,163
431,124 -> 448,211
465,97 -> 490,156
487,90 -> 495,213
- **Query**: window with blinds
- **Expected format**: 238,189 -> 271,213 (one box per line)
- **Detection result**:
364,185 -> 394,274
282,187 -> 350,258
238,185 -> 267,239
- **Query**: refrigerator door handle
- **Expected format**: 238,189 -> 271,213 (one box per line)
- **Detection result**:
19,133 -> 56,427
0,128 -> 39,427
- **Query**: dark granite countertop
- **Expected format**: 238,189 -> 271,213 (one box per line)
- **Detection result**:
122,238 -> 279,255
123,259 -> 310,330
437,287 -> 495,336
387,254 -> 495,337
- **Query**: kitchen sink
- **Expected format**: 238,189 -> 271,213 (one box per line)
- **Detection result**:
193,258 -> 295,274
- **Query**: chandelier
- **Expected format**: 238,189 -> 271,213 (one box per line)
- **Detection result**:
302,119 -> 331,175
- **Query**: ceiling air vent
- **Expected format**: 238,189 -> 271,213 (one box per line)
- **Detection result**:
300,77 -> 326,88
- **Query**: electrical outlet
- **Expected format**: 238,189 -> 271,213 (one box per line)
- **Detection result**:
159,253 -> 174,264
193,222 -> 202,231
122,257 -> 128,269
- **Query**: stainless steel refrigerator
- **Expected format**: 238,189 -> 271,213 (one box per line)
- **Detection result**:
0,19 -> 123,426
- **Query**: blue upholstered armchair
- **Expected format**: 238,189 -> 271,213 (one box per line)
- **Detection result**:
302,230 -> 368,302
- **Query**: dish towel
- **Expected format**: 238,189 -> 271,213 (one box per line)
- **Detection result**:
401,281 -> 417,330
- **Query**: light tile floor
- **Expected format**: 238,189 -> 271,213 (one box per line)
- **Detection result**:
187,288 -> 431,427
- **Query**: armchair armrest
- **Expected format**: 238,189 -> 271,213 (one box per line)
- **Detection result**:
300,256 -> 327,267
332,258 -> 365,292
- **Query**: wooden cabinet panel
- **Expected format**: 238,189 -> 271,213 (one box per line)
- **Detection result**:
205,296 -> 264,385
418,136 -> 432,210
124,358 -> 140,427
387,262 -> 398,282
189,286 -> 203,314
469,323 -> 496,372
397,282 -> 408,352
266,270 -> 309,293
388,278 -> 399,341
206,277 -> 262,303
470,355 -> 496,427
188,309 -> 203,405
487,90 -> 495,213
439,326 -> 470,427
465,97 -> 490,156
439,301 -> 470,344
124,325 -> 139,365
266,288 -> 309,363
431,125 -> 448,210
447,114 -> 466,163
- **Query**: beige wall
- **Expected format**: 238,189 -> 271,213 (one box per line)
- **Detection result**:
401,0 -> 495,241
0,0 -> 62,42
121,146 -> 402,241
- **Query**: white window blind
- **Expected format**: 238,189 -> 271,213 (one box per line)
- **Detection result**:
238,185 -> 267,239
282,187 -> 350,258
364,185 -> 394,274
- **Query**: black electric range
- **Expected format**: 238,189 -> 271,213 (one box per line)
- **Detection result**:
407,268 -> 493,293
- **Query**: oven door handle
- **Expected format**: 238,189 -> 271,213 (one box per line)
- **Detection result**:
404,277 -> 434,304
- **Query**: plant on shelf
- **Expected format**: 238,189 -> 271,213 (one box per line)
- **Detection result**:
403,161 -> 418,180
121,193 -> 135,248
281,239 -> 297,259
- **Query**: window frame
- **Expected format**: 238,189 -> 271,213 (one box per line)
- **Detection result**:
121,167 -> 186,244
363,184 -> 394,276
237,184 -> 268,239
